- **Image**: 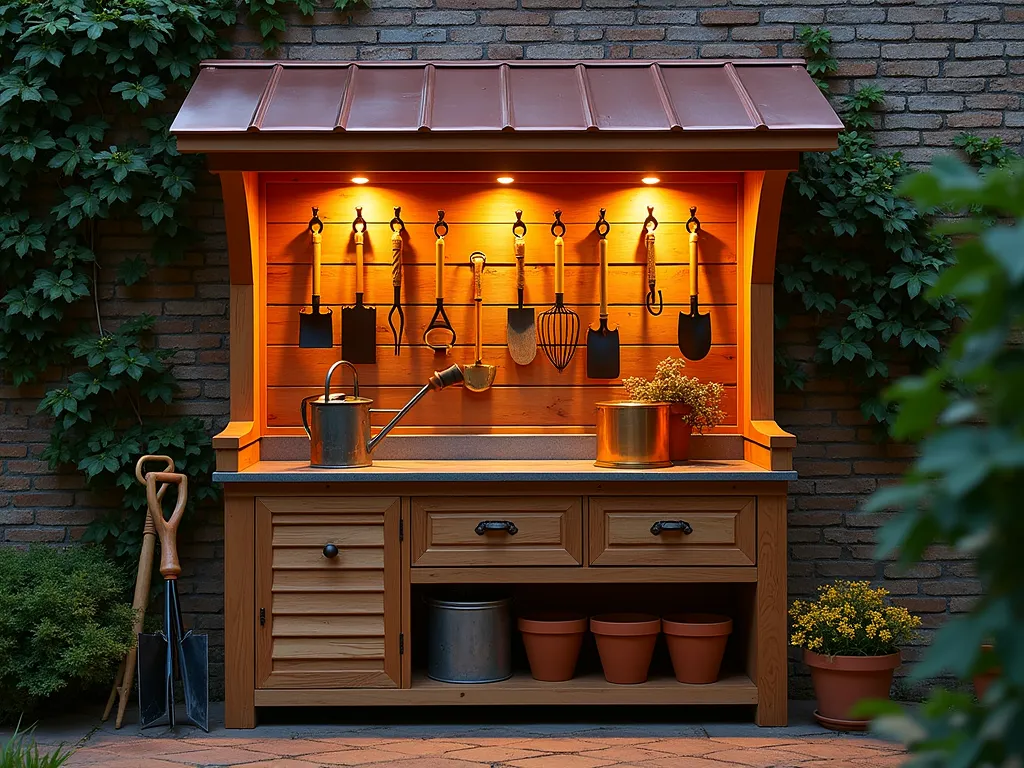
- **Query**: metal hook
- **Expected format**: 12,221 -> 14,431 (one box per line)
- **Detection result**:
645,287 -> 664,316
643,206 -> 658,233
512,210 -> 527,238
352,206 -> 366,234
595,208 -> 610,239
551,209 -> 566,238
308,207 -> 324,234
469,250 -> 486,268
434,210 -> 449,239
685,206 -> 701,234
390,206 -> 405,233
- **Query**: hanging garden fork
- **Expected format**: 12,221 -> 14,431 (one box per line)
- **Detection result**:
388,206 -> 406,356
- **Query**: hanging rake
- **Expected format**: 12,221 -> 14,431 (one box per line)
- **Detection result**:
538,210 -> 580,372
388,206 -> 406,356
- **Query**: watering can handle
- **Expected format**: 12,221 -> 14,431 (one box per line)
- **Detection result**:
145,471 -> 188,579
325,360 -> 360,399
300,395 -> 317,439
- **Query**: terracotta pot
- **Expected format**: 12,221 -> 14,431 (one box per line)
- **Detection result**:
590,613 -> 661,684
518,613 -> 588,682
804,650 -> 901,732
669,404 -> 693,461
663,613 -> 732,684
973,644 -> 1000,701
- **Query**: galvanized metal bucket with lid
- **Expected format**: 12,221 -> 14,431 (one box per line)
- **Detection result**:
300,360 -> 463,468
427,591 -> 512,684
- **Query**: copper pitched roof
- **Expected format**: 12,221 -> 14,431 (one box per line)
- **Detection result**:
171,60 -> 842,150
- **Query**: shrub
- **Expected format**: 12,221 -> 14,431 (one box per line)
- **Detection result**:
0,547 -> 134,722
790,581 -> 920,657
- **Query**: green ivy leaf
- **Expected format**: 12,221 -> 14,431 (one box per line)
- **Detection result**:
68,14 -> 118,41
117,256 -> 148,286
982,225 -> 1024,284
110,74 -> 165,109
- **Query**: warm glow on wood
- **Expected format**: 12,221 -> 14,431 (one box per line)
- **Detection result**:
261,175 -> 742,435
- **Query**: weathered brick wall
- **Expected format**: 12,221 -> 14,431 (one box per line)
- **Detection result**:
2,3 -> 1013,698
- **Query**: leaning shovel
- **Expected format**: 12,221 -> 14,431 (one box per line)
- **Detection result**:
678,207 -> 711,361
137,471 -> 209,732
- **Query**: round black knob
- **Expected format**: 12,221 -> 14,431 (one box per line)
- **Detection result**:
323,543 -> 339,559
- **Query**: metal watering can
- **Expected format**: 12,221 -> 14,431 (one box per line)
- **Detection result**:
301,360 -> 464,468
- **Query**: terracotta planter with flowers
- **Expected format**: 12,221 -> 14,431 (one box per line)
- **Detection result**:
623,358 -> 725,462
790,581 -> 920,732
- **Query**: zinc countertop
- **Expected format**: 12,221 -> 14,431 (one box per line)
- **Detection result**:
213,459 -> 796,484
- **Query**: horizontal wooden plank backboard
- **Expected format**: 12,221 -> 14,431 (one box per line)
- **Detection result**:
264,181 -> 738,227
266,221 -> 738,266
268,384 -> 738,429
266,305 -> 738,348
263,177 -> 741,435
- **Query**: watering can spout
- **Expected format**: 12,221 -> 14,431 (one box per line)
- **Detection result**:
367,364 -> 464,454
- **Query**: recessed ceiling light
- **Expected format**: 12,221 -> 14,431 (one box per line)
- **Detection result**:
642,176 -> 660,185
497,176 -> 515,185
351,176 -> 369,185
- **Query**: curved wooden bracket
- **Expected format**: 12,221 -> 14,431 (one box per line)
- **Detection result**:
216,171 -> 263,472
744,170 -> 789,285
740,171 -> 793,471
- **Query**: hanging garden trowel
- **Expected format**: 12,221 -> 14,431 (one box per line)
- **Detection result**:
298,208 -> 333,349
678,207 -> 712,361
587,209 -> 619,379
341,207 -> 377,364
506,211 -> 536,366
137,471 -> 209,732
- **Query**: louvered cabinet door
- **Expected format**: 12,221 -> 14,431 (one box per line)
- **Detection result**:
256,497 -> 401,689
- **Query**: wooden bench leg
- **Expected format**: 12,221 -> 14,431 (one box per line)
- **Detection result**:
755,494 -> 788,727
224,495 -> 256,729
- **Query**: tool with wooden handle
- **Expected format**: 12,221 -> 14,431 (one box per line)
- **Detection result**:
586,209 -> 619,379
388,207 -> 405,356
464,251 -> 496,392
424,211 -> 456,354
341,207 -> 376,364
538,210 -> 580,372
298,208 -> 333,348
136,471 -> 208,732
101,455 -> 174,729
506,211 -> 537,366
678,206 -> 711,360
644,206 -> 663,316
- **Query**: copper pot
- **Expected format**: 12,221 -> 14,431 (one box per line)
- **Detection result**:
594,401 -> 671,468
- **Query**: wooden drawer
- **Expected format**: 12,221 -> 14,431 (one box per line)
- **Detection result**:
589,496 -> 756,566
255,496 -> 401,690
411,497 -> 582,566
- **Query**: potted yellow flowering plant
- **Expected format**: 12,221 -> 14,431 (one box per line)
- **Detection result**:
790,581 -> 920,732
622,357 -> 725,460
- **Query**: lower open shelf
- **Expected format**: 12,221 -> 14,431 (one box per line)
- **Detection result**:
253,671 -> 758,707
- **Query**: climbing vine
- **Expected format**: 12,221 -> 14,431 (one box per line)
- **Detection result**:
777,27 -> 1018,430
0,1 -> 345,564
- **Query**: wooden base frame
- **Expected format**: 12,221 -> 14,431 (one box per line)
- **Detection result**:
222,480 -> 788,729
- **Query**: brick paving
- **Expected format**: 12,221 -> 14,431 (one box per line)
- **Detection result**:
7,703 -> 906,767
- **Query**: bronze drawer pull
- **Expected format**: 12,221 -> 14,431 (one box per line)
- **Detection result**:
475,520 -> 518,536
322,543 -> 339,558
651,520 -> 693,536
